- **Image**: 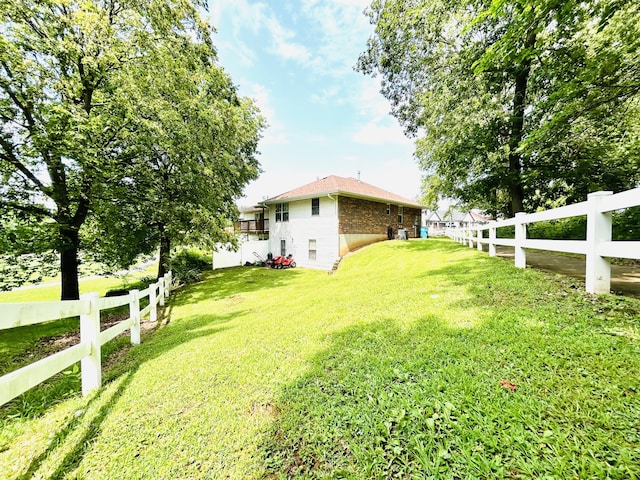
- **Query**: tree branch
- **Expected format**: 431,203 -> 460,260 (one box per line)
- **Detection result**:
0,61 -> 37,129
0,139 -> 51,195
0,199 -> 54,219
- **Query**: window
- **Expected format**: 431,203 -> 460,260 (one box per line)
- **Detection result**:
386,204 -> 391,215
275,202 -> 289,222
280,239 -> 286,256
311,198 -> 319,216
397,206 -> 404,224
308,239 -> 317,260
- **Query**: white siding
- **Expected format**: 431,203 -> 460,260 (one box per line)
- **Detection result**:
212,240 -> 270,269
269,196 -> 339,270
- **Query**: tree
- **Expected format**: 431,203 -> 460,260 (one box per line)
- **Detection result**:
1,0 -> 262,298
357,0 -> 640,217
85,38 -> 264,279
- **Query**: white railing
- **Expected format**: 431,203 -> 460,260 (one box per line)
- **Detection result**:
447,189 -> 640,294
0,271 -> 172,407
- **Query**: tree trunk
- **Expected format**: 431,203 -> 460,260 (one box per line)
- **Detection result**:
506,30 -> 536,216
60,228 -> 80,300
157,225 -> 171,279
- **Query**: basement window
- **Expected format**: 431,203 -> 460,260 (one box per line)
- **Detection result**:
309,239 -> 317,260
398,206 -> 404,224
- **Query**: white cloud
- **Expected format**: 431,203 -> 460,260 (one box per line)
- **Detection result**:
352,119 -> 414,146
358,158 -> 424,202
210,0 -> 314,66
310,86 -> 341,104
351,77 -> 393,119
264,15 -> 312,63
240,81 -> 288,145
209,0 -> 268,35
348,77 -> 413,147
300,0 -> 373,77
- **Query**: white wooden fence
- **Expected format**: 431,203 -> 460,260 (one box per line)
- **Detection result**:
447,189 -> 640,294
0,272 -> 172,407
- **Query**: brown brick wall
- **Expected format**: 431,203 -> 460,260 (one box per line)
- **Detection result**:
338,196 -> 422,237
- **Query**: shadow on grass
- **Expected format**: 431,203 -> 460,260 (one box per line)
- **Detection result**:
14,370 -> 136,480
176,266 -> 303,305
2,287 -> 239,479
259,264 -> 640,478
0,272 -> 251,420
0,318 -> 80,376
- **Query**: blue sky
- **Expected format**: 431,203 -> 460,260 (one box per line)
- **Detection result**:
206,0 -> 423,207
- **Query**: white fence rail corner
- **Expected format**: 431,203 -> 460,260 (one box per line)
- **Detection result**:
446,187 -> 640,295
0,271 -> 173,407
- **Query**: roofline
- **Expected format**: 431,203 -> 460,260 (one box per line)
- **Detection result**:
262,190 -> 424,209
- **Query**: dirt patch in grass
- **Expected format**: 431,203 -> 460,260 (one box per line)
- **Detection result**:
19,312 -> 164,369
249,402 -> 280,419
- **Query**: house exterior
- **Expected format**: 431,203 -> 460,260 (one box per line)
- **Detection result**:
423,209 -> 491,235
262,176 -> 423,270
234,205 -> 269,241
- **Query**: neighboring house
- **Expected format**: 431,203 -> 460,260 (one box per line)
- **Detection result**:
234,205 -> 269,241
262,175 -> 424,270
423,208 -> 491,235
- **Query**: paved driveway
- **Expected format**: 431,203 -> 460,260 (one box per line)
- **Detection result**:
489,246 -> 640,298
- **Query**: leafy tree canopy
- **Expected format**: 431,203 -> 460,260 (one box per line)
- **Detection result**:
1,0 -> 264,298
85,37 -> 265,277
358,0 -> 640,217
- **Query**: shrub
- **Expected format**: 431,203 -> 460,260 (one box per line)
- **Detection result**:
169,248 -> 210,285
613,206 -> 640,241
528,216 -> 586,240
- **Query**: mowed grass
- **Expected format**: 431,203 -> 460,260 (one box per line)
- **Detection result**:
0,267 -> 158,422
0,266 -> 157,363
1,238 -> 639,478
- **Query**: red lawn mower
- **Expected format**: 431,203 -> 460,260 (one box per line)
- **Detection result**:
271,253 -> 296,269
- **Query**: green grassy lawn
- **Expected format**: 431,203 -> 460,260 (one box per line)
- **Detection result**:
0,266 -> 158,410
1,239 -> 639,478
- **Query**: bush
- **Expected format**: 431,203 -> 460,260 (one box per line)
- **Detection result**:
528,216 -> 586,240
169,249 -> 210,285
613,206 -> 640,241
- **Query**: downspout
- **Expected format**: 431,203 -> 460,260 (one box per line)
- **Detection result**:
327,193 -> 337,217
328,193 -> 340,259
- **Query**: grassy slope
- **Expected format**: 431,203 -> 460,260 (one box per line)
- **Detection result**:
1,239 -> 638,479
0,267 -> 157,367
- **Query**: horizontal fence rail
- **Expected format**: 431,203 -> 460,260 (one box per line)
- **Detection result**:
0,272 -> 172,407
447,188 -> 640,294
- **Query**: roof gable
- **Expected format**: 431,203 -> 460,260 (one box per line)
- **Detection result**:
263,175 -> 423,208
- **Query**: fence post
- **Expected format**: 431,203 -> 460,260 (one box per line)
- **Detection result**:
149,283 -> 157,323
164,271 -> 172,299
477,228 -> 483,251
489,225 -> 496,257
158,277 -> 165,307
586,191 -> 613,294
129,289 -> 140,345
515,212 -> 527,268
80,292 -> 101,396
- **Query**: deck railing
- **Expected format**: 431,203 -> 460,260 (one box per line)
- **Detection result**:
234,219 -> 269,234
